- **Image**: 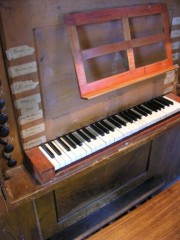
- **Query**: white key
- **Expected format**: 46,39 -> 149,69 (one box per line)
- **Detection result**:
96,122 -> 115,144
142,105 -> 162,122
66,135 -> 87,158
73,132 -> 92,155
60,137 -> 82,161
39,146 -> 60,170
114,115 -> 132,136
86,126 -> 107,148
104,119 -> 124,141
54,140 -> 77,162
163,96 -> 180,111
45,143 -> 67,168
52,141 -> 73,164
131,109 -> 150,127
81,129 -> 103,152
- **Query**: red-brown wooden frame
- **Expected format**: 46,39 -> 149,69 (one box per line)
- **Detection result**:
65,4 -> 177,99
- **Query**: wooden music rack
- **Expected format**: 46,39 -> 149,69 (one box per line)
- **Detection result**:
65,4 -> 178,99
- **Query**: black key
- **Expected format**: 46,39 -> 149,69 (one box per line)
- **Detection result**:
73,132 -> 87,146
143,102 -> 157,112
138,105 -> 152,114
41,144 -> 54,158
57,137 -> 70,151
134,106 -> 148,116
95,122 -> 109,134
152,99 -> 164,109
83,127 -> 96,140
124,111 -> 136,121
112,115 -> 127,126
107,117 -> 121,128
128,109 -> 141,119
156,97 -> 169,106
100,120 -> 114,131
48,142 -> 61,155
90,124 -> 104,136
63,135 -> 77,149
77,130 -> 91,142
154,99 -> 166,108
161,96 -> 173,105
69,133 -> 83,146
149,100 -> 161,110
120,112 -> 133,123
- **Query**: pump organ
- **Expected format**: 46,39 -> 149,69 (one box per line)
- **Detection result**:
0,1 -> 179,240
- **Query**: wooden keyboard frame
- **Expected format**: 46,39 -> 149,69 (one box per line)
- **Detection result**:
25,93 -> 180,184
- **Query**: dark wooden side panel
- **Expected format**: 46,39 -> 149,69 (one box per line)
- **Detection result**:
35,192 -> 57,240
149,122 -> 180,182
0,189 -> 7,219
0,201 -> 41,240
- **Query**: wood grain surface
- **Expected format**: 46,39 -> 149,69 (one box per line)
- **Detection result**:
88,180 -> 180,240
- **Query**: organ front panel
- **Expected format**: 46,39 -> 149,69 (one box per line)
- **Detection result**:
0,1 -> 179,240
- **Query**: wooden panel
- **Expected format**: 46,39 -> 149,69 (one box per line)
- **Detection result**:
54,142 -> 150,223
0,2 -> 46,151
0,201 -> 41,240
35,192 -> 58,239
88,181 -> 180,240
149,121 -> 180,182
0,189 -> 7,218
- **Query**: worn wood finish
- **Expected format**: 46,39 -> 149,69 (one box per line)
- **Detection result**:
0,201 -> 41,240
88,181 -> 180,240
55,142 -> 150,221
149,121 -> 180,182
25,147 -> 55,183
0,189 -> 7,219
0,168 -> 7,218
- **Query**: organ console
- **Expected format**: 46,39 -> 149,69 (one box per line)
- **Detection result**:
26,95 -> 180,184
0,1 -> 179,240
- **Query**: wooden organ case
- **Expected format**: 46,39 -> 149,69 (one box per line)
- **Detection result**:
0,1 -> 179,239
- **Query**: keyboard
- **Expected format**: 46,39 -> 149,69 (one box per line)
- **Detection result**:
38,96 -> 180,171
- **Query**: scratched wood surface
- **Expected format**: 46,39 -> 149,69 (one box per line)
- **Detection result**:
88,180 -> 180,240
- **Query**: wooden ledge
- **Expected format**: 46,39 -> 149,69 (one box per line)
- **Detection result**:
82,65 -> 178,99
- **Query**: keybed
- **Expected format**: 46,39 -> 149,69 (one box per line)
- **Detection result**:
39,96 -> 180,172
